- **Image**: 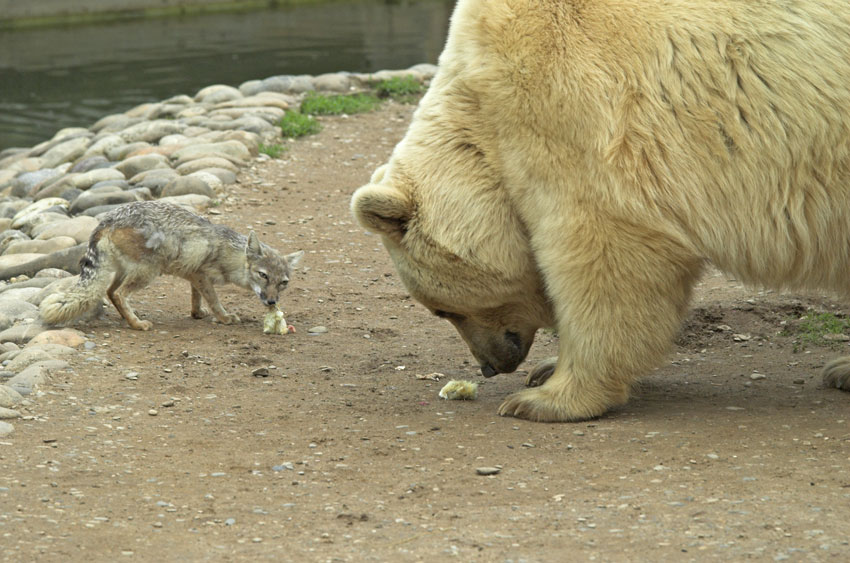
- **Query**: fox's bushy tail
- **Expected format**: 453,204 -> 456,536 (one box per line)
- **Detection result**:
39,236 -> 111,325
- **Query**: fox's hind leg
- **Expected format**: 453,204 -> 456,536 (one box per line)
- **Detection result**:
107,270 -> 155,331
190,285 -> 209,319
188,275 -> 240,325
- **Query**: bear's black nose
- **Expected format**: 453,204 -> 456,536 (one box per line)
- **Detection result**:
481,363 -> 498,378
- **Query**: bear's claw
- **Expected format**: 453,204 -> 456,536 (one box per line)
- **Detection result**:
525,357 -> 557,387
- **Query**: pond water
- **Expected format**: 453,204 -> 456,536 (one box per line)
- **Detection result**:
0,0 -> 454,151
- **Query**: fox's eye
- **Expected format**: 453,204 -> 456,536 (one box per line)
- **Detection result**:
279,280 -> 289,289
258,271 -> 269,280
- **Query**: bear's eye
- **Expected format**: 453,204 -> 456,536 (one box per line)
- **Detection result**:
434,309 -> 466,322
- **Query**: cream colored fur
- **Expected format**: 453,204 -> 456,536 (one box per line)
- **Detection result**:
352,0 -> 850,421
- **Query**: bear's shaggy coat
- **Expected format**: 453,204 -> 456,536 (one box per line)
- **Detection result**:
352,0 -> 850,421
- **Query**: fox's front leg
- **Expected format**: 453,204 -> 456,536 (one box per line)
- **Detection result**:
190,285 -> 209,319
189,275 -> 240,325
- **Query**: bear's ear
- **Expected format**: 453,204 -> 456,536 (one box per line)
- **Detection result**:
351,183 -> 412,241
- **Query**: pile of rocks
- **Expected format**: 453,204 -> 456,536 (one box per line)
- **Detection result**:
0,64 -> 436,436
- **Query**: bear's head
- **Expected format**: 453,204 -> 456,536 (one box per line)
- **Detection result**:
352,136 -> 554,377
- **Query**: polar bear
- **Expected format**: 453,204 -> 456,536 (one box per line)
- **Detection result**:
351,0 -> 850,421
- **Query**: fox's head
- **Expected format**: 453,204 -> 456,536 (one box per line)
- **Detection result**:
245,231 -> 304,307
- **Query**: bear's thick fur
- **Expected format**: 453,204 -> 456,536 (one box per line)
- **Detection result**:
352,0 -> 850,421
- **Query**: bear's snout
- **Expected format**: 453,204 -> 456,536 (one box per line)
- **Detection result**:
477,330 -> 528,377
505,331 -> 522,351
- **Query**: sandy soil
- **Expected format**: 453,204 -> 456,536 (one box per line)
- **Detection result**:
2,101 -> 849,562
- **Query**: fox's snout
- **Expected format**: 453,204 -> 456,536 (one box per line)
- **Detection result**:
254,286 -> 280,306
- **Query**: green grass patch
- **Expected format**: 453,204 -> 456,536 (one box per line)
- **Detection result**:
275,75 -> 426,139
278,111 -> 321,138
258,143 -> 288,158
300,91 -> 382,115
787,311 -> 850,350
376,75 -> 424,102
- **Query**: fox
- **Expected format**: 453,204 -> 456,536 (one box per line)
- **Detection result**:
39,200 -> 304,331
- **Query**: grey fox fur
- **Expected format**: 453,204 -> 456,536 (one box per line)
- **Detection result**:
39,201 -> 303,331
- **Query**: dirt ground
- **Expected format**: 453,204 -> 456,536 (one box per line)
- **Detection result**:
2,101 -> 849,562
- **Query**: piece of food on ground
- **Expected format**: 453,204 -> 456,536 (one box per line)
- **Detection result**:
263,306 -> 295,335
438,380 -> 479,400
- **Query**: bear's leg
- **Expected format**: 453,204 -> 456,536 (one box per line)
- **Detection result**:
499,216 -> 702,421
823,358 -> 850,391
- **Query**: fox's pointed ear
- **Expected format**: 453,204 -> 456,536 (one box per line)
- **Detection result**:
351,183 -> 412,241
246,230 -> 263,256
285,250 -> 304,268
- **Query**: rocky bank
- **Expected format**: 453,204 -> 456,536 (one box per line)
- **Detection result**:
0,64 -> 436,436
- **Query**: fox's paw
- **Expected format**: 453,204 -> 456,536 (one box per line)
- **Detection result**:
130,320 -> 153,331
218,313 -> 241,325
498,387 -> 607,422
823,357 -> 850,391
191,307 -> 209,319
525,357 -> 557,387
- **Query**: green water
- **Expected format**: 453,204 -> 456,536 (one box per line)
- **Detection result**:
0,0 -> 454,151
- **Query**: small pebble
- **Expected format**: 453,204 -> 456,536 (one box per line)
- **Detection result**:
476,466 -> 501,476
749,373 -> 766,380
252,367 -> 270,377
308,326 -> 328,334
148,409 -> 158,416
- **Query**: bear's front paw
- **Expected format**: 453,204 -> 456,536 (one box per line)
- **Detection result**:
525,357 -> 557,387
498,387 -> 608,422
